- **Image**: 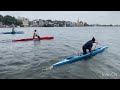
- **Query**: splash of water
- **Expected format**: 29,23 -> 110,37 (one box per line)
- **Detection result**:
42,66 -> 53,71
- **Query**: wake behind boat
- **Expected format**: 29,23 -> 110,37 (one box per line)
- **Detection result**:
12,36 -> 54,42
52,46 -> 108,68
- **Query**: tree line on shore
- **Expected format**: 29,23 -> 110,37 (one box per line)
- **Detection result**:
0,14 -> 23,27
0,14 -> 119,27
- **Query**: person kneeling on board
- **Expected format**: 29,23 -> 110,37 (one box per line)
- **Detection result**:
33,30 -> 40,39
82,37 -> 98,55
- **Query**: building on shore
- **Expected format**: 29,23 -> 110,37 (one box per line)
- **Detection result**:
76,19 -> 84,27
71,22 -> 76,27
79,21 -> 84,26
38,19 -> 44,27
0,22 -> 3,27
0,22 -> 6,28
76,19 -> 80,26
18,16 -> 29,27
32,19 -> 39,27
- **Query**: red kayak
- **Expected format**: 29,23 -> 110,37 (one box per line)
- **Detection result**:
12,36 -> 54,42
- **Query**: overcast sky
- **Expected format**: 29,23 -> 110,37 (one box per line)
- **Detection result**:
0,11 -> 120,25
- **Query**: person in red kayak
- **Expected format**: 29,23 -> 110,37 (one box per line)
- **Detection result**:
82,37 -> 98,55
33,30 -> 40,39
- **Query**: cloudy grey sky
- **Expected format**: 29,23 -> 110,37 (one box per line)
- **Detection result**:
0,11 -> 120,25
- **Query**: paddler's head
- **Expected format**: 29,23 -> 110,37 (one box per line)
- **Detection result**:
34,30 -> 36,32
92,37 -> 95,43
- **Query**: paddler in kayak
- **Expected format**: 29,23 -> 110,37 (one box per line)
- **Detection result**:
82,37 -> 98,55
11,27 -> 15,34
33,30 -> 40,39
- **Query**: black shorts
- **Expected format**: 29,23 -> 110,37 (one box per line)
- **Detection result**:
82,46 -> 91,55
82,46 -> 87,54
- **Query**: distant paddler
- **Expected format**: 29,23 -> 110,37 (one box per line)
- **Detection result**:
11,27 -> 15,34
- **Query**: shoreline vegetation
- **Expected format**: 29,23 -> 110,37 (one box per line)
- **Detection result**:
0,14 -> 120,28
1,25 -> 120,28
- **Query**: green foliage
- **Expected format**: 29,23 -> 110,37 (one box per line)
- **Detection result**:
0,15 -> 23,26
0,14 -> 4,22
16,20 -> 23,26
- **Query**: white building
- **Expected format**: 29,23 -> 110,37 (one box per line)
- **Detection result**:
76,19 -> 84,27
71,22 -> 76,27
54,24 -> 59,27
76,19 -> 80,26
23,18 -> 29,27
38,19 -> 44,27
18,16 -> 29,27
32,19 -> 39,26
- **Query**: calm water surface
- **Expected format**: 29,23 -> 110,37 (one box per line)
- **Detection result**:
0,27 -> 120,79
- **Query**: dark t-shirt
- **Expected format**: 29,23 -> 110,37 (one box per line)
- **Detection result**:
83,40 -> 93,49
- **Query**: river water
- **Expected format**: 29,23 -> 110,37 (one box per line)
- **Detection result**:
0,27 -> 120,79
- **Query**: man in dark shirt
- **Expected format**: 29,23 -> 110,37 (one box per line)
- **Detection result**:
82,37 -> 98,55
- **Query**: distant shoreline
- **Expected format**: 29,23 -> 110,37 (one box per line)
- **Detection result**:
0,26 -> 120,28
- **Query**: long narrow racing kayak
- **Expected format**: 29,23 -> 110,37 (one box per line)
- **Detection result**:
52,46 -> 108,68
12,36 -> 54,42
1,31 -> 24,34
